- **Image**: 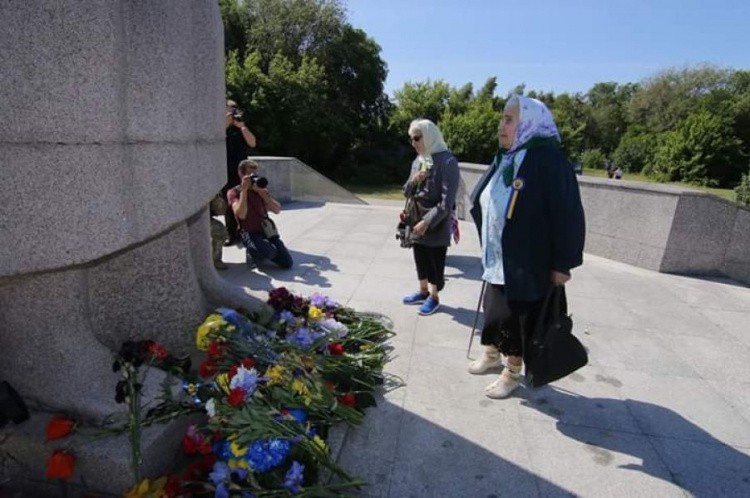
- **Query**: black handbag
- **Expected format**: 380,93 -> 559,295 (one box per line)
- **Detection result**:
523,286 -> 588,388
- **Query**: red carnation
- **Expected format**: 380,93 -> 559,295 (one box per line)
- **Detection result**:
207,341 -> 223,359
328,343 -> 345,356
199,360 -> 216,377
45,417 -> 76,441
338,393 -> 356,408
46,450 -> 75,479
228,388 -> 246,407
227,364 -> 239,379
242,357 -> 256,369
146,341 -> 168,360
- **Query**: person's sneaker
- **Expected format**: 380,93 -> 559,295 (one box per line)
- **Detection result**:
214,260 -> 228,271
245,252 -> 258,269
468,347 -> 504,374
418,296 -> 440,315
402,291 -> 429,305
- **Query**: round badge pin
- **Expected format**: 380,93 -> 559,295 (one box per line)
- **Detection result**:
512,178 -> 525,191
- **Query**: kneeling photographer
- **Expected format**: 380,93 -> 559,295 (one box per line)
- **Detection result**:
227,159 -> 293,269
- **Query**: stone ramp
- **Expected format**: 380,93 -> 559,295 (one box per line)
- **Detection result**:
220,201 -> 750,497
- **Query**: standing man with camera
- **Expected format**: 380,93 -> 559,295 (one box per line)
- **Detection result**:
224,99 -> 257,246
227,159 -> 293,270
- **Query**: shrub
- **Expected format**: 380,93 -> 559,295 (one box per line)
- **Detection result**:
612,132 -> 656,173
735,170 -> 750,205
581,149 -> 607,170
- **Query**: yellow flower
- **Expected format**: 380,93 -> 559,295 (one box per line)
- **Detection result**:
196,314 -> 227,351
303,395 -> 312,407
228,458 -> 250,470
312,434 -> 327,452
216,373 -> 231,394
184,383 -> 198,396
125,477 -> 167,498
230,441 -> 248,458
308,305 -> 324,321
301,356 -> 316,370
266,365 -> 285,386
292,379 -> 310,397
359,344 -> 372,351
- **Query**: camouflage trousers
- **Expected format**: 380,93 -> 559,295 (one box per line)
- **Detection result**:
210,217 -> 228,263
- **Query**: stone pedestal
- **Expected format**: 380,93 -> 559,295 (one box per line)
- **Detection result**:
0,1 -> 260,494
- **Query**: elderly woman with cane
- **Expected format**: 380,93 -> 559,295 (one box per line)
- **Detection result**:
401,119 -> 460,316
467,95 -> 585,399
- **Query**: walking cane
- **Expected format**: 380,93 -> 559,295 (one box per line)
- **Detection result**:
467,280 -> 487,359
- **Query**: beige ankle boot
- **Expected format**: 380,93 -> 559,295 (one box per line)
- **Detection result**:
485,363 -> 522,399
468,346 -> 504,374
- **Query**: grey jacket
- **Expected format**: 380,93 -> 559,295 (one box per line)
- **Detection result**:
403,150 -> 460,247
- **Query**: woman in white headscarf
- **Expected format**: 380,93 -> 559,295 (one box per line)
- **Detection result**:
401,119 -> 460,316
467,95 -> 586,399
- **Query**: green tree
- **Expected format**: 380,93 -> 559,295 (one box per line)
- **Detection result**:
586,82 -> 636,154
612,130 -> 656,173
550,93 -> 593,159
221,0 -> 389,179
391,80 -> 451,134
628,65 -> 731,133
581,149 -> 607,170
441,100 -> 499,163
649,111 -> 744,186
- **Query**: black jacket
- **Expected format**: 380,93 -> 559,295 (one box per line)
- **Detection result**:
470,145 -> 586,302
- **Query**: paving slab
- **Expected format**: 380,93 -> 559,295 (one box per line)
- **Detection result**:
220,201 -> 750,497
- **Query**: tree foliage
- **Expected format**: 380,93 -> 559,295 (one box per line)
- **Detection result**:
581,149 -> 607,171
221,0 -> 389,180
218,2 -> 750,192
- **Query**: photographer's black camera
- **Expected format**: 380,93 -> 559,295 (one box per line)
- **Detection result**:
250,173 -> 268,189
232,108 -> 243,121
395,221 -> 414,248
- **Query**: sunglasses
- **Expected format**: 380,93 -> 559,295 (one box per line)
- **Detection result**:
409,135 -> 422,143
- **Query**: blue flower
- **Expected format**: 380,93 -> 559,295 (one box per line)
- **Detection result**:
283,461 -> 305,495
233,468 -> 248,481
213,440 -> 233,461
209,461 -> 230,486
279,310 -> 295,324
319,318 -> 348,338
309,293 -> 327,308
217,307 -> 253,336
287,409 -> 308,423
229,366 -> 259,396
215,482 -> 229,498
246,438 -> 290,472
287,327 -> 313,349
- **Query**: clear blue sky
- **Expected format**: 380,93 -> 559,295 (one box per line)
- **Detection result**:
346,0 -> 750,97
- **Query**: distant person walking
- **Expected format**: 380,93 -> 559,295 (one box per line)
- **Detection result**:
401,119 -> 460,316
468,95 -> 586,399
224,99 -> 257,246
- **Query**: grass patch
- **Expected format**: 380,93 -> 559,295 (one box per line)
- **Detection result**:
582,168 -> 736,202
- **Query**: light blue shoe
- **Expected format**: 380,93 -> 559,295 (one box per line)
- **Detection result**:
418,296 -> 440,315
402,291 -> 429,305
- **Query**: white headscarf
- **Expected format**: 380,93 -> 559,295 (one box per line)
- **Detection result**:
408,119 -> 448,169
505,95 -> 560,151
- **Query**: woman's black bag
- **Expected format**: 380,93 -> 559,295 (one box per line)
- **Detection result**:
523,286 -> 588,388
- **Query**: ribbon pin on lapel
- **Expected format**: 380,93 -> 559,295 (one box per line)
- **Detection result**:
505,177 -> 525,220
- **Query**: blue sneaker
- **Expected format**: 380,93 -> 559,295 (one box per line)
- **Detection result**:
402,291 -> 429,305
246,251 -> 258,269
418,296 -> 440,315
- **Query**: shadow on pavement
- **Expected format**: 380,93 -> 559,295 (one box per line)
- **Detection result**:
335,393 -> 571,497
519,387 -> 750,497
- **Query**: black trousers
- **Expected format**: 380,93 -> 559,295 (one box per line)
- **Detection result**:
412,244 -> 448,291
480,283 -> 543,357
221,185 -> 239,241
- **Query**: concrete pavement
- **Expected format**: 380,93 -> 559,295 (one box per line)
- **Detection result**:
219,201 -> 750,497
